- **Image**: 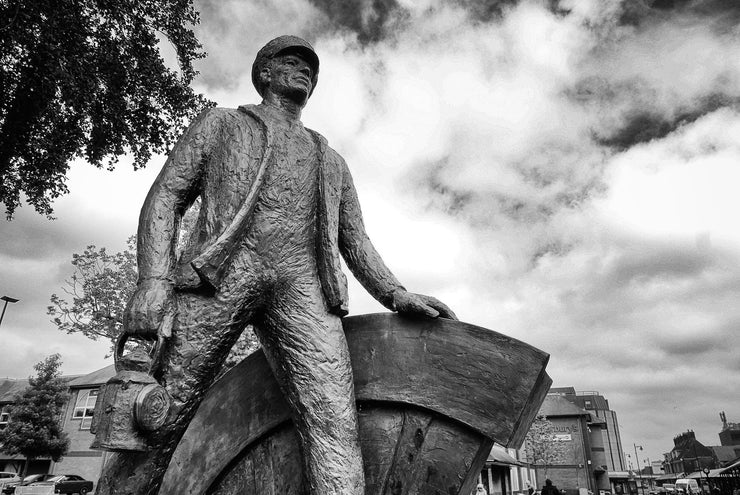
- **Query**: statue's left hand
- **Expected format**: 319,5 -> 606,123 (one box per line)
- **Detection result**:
392,290 -> 458,320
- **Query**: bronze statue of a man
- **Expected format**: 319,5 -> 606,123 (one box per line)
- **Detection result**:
99,35 -> 455,495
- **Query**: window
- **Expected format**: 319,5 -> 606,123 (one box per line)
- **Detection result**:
0,405 -> 10,429
72,389 -> 99,430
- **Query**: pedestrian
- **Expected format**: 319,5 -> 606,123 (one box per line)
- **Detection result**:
528,482 -> 535,495
542,479 -> 560,495
476,484 -> 489,495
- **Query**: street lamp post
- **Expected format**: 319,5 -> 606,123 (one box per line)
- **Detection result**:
702,467 -> 710,493
634,445 -> 645,495
0,295 -> 19,328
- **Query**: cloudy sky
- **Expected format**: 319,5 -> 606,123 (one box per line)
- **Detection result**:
2,0 -> 740,467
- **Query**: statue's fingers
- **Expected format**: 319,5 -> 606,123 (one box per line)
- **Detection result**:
422,296 -> 458,320
437,306 -> 458,320
407,298 -> 438,318
421,304 -> 440,318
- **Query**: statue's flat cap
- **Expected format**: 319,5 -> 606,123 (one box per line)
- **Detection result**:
252,35 -> 319,97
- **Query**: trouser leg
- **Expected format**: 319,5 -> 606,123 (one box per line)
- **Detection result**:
256,281 -> 365,495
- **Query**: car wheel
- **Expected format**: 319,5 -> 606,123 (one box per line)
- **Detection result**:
80,489 -> 89,495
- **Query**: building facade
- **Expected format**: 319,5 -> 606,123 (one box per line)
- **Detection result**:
663,431 -> 716,475
0,366 -> 114,483
477,444 -> 538,495
565,391 -> 626,473
719,412 -> 740,451
529,391 -> 612,495
0,378 -> 32,474
52,366 -> 115,482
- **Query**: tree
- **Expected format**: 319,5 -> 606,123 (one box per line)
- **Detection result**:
0,0 -> 212,218
524,415 -> 567,479
0,354 -> 70,477
48,236 -> 138,353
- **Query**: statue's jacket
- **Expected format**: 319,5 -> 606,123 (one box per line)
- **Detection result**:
138,104 -> 402,316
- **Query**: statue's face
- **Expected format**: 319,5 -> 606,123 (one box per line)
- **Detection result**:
263,52 -> 314,104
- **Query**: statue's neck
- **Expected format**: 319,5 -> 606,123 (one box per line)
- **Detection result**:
260,94 -> 304,123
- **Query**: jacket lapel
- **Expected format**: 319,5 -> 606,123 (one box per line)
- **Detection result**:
189,104 -> 273,290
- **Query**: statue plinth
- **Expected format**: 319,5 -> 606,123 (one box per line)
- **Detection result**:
159,313 -> 551,495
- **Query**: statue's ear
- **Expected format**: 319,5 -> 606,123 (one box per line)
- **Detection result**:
259,66 -> 271,86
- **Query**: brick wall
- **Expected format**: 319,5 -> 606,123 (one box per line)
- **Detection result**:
533,416 -> 593,494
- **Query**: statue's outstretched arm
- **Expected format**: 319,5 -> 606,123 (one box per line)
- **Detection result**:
338,165 -> 457,320
124,108 -> 221,340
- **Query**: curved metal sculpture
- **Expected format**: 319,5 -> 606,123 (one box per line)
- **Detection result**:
160,313 -> 551,495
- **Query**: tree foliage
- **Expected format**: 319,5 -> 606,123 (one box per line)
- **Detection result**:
524,415 -> 567,477
48,236 -> 138,351
0,354 -> 70,475
0,0 -> 212,218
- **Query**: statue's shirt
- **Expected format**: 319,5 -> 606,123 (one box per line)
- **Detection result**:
240,116 -> 319,281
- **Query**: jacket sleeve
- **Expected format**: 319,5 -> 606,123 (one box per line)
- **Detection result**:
338,161 -> 405,310
136,107 -> 222,282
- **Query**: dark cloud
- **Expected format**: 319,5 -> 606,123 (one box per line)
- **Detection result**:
413,151 -> 603,230
659,334 -> 722,356
605,243 -> 714,286
652,308 -> 740,361
413,158 -> 475,216
307,0 -> 523,42
451,0 -> 520,23
0,206 -> 87,261
308,0 -> 408,44
596,0 -> 740,29
593,94 -> 739,150
648,0 -> 740,16
451,0 -> 740,28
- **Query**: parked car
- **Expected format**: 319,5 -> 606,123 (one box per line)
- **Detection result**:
675,480 -> 700,495
0,473 -> 21,489
2,474 -> 56,494
29,474 -> 93,494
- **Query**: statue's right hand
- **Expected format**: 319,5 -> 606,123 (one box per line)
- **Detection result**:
123,279 -> 174,341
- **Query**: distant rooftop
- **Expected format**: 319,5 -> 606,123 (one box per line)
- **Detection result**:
66,364 -> 116,388
0,372 -> 89,403
539,395 -> 591,418
0,378 -> 29,403
548,387 -> 607,398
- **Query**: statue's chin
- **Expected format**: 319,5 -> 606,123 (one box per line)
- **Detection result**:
284,84 -> 310,104
291,89 -> 310,106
